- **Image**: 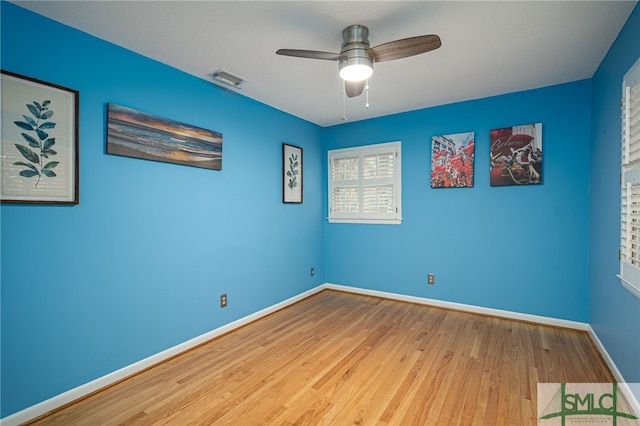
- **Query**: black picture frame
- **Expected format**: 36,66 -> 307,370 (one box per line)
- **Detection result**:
283,143 -> 303,204
1,70 -> 79,204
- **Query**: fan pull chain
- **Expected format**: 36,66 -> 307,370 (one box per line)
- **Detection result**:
365,80 -> 370,109
342,85 -> 347,121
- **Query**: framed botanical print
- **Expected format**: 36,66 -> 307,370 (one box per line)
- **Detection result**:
283,143 -> 302,203
1,70 -> 79,204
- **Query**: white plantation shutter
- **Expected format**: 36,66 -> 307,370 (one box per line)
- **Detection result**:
621,183 -> 640,266
619,57 -> 640,299
329,142 -> 402,224
332,185 -> 360,212
622,84 -> 640,165
331,157 -> 360,213
363,152 -> 395,214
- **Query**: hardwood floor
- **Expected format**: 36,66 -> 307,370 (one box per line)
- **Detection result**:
28,290 -> 614,425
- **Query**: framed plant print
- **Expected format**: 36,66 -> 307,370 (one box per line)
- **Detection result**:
1,70 -> 79,204
283,143 -> 302,203
490,123 -> 542,186
431,131 -> 475,188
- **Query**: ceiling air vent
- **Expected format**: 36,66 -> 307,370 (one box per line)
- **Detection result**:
209,69 -> 246,89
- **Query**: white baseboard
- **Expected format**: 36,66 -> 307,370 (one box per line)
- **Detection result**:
322,283 -> 590,330
0,286 -> 324,426
3,283 -> 633,425
587,325 -> 640,417
325,283 -> 640,416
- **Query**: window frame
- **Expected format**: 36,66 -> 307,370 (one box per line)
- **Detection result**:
328,141 -> 402,225
619,57 -> 640,299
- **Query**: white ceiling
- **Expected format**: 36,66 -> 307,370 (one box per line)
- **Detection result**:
12,1 -> 638,127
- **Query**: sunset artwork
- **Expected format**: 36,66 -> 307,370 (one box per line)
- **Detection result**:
107,104 -> 222,170
431,132 -> 475,188
489,123 -> 542,186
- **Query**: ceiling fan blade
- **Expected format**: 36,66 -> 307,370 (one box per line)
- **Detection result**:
345,80 -> 365,98
276,49 -> 341,61
369,35 -> 441,63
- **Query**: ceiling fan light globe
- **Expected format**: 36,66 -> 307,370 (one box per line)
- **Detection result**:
340,64 -> 373,82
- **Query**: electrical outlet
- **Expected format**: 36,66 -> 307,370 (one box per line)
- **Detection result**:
428,274 -> 435,285
310,267 -> 315,277
220,293 -> 227,308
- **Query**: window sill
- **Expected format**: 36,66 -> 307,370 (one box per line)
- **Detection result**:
617,274 -> 640,299
327,218 -> 403,225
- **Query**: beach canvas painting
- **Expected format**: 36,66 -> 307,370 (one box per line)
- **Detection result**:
107,104 -> 223,170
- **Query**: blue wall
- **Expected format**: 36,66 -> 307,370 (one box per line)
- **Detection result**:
322,81 -> 592,322
1,2 -> 325,417
590,3 -> 640,384
3,0 -> 640,420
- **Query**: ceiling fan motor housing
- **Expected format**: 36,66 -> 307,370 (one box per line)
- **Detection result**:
339,24 -> 373,81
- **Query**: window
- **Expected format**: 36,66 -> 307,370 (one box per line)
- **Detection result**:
328,141 -> 402,224
619,57 -> 640,299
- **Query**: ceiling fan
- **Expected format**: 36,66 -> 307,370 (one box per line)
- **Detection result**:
276,24 -> 442,98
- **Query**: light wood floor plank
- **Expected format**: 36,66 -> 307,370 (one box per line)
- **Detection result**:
27,290 -> 614,425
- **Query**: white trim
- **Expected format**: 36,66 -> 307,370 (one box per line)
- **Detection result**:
620,57 -> 640,300
327,218 -> 402,225
326,283 -> 640,414
322,283 -> 589,330
587,325 -> 640,417
328,141 -> 402,224
0,286 -> 324,426
5,283 -> 636,425
619,273 -> 640,299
